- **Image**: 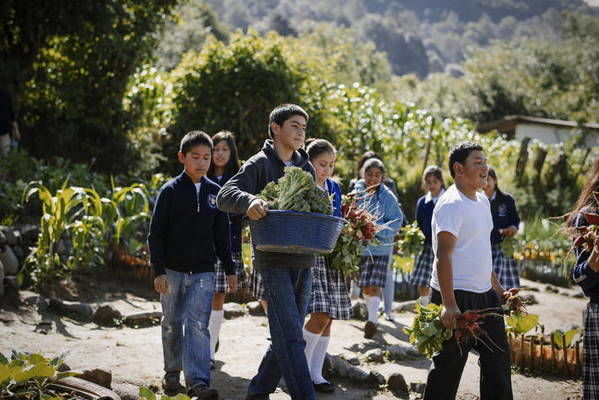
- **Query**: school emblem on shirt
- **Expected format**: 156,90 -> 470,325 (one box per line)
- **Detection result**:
498,204 -> 508,217
208,194 -> 217,209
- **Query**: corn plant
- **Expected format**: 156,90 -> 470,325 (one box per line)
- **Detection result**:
21,180 -> 107,287
104,181 -> 151,257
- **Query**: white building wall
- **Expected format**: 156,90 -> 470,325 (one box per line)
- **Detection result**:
515,123 -> 599,147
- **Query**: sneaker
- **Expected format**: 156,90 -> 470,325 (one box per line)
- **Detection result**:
188,385 -> 219,400
364,321 -> 377,339
162,373 -> 185,395
314,381 -> 335,393
384,313 -> 395,322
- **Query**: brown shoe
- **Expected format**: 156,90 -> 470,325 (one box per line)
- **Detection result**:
364,321 -> 377,339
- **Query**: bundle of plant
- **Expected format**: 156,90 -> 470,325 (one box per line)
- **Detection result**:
398,221 -> 425,258
326,190 -> 389,274
257,167 -> 332,214
503,293 -> 540,335
404,303 -> 505,358
568,211 -> 599,251
0,351 -> 78,400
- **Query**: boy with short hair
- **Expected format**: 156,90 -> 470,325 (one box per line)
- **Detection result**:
217,104 -> 317,400
148,130 -> 238,400
425,141 -> 514,400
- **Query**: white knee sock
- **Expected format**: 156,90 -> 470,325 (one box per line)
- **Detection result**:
311,335 -> 330,384
303,328 -> 321,375
367,296 -> 381,323
208,310 -> 224,359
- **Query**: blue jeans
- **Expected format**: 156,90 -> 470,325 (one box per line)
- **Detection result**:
248,267 -> 315,400
161,269 -> 214,389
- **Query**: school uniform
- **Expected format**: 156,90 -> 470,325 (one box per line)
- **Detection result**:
409,190 -> 444,288
571,210 -> 599,399
308,178 -> 352,320
353,180 -> 403,288
217,139 -> 317,400
489,190 -> 521,289
426,184 -> 512,400
209,173 -> 247,292
148,172 -> 233,391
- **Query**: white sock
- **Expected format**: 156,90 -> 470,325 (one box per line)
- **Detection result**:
303,328 -> 321,376
208,310 -> 224,359
310,335 -> 330,384
367,296 -> 381,323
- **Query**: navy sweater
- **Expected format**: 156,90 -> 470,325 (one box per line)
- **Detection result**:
572,211 -> 599,303
415,194 -> 436,246
489,191 -> 520,245
217,139 -> 316,270
148,172 -> 234,276
209,173 -> 243,253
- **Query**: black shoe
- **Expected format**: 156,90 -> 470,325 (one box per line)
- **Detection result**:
188,385 -> 219,400
162,372 -> 185,395
364,320 -> 377,339
314,381 -> 335,393
245,394 -> 270,400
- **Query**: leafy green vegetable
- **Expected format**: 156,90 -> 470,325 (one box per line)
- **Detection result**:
403,303 -> 453,358
257,167 -> 332,214
505,313 -> 539,335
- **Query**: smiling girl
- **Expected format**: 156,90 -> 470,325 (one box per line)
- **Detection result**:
409,166 -> 446,306
206,130 -> 245,366
301,139 -> 351,393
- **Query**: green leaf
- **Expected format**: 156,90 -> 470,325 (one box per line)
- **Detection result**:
552,327 -> 581,349
140,386 -> 157,400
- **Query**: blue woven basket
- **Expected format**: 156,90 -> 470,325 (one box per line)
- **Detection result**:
249,210 -> 346,254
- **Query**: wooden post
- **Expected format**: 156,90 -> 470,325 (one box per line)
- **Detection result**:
575,340 -> 581,376
530,336 -> 535,369
562,336 -> 569,376
551,337 -> 556,372
520,334 -> 526,369
539,335 -> 544,371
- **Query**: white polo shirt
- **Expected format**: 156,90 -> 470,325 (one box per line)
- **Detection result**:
430,184 -> 493,293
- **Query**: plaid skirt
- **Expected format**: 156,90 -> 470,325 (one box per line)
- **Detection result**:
409,244 -> 434,287
214,251 -> 247,293
491,244 -> 520,289
585,303 -> 599,400
250,267 -> 266,300
358,255 -> 389,288
307,256 -> 352,320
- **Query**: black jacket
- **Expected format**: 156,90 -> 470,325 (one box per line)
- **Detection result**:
216,140 -> 316,269
148,172 -> 234,276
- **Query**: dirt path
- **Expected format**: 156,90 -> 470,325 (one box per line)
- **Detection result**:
0,278 -> 586,399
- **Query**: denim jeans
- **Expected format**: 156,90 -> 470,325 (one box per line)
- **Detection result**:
161,269 -> 214,389
247,266 -> 315,400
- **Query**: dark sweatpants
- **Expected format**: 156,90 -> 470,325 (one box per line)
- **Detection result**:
424,288 -> 513,400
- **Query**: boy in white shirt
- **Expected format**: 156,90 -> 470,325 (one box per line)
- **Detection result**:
425,142 -> 514,400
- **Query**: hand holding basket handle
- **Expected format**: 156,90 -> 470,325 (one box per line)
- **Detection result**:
247,198 -> 269,220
